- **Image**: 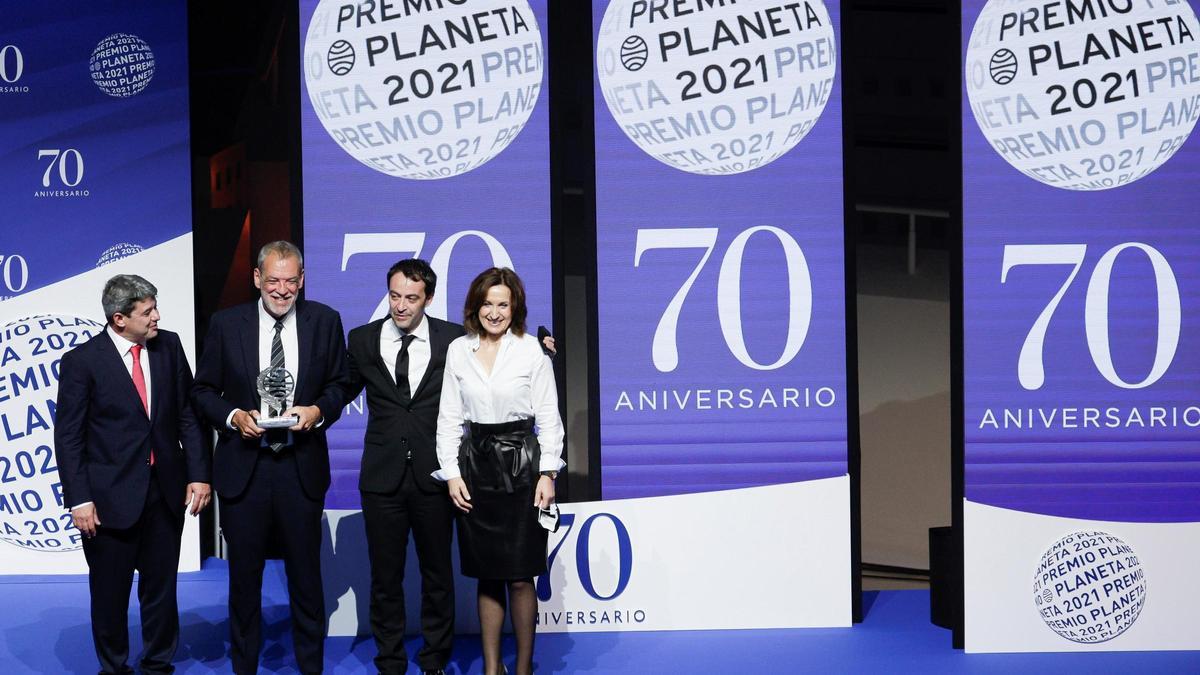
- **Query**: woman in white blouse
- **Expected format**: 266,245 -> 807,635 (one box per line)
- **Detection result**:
435,267 -> 563,675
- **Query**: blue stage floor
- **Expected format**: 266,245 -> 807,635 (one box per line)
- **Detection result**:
1,559 -> 1197,673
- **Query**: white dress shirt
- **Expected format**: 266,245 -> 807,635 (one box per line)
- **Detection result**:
223,302 -> 299,430
257,302 -> 298,414
73,327 -> 152,510
381,314 -> 430,389
435,330 -> 565,481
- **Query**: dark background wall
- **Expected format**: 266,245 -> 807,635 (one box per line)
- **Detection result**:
187,0 -> 956,581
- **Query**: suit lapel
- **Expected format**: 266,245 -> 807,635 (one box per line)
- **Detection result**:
98,335 -> 150,423
147,336 -> 170,422
369,319 -> 401,404
410,318 -> 443,403
239,304 -> 260,404
295,301 -> 312,400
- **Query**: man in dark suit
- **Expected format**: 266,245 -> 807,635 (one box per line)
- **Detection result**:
344,259 -> 463,675
191,241 -> 348,675
55,274 -> 212,675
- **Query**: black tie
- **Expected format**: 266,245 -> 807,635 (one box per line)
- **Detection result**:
395,334 -> 416,405
269,320 -> 286,452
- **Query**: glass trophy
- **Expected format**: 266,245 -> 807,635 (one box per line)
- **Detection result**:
255,366 -> 299,429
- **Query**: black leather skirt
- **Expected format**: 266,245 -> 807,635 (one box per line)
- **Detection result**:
456,417 -> 547,579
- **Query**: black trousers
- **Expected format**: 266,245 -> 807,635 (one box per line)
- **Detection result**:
219,450 -> 325,675
81,475 -> 181,675
361,465 -> 456,674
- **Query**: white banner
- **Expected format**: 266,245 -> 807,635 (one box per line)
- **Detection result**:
965,500 -> 1200,653
322,476 -> 851,636
538,478 -> 852,632
0,235 -> 200,574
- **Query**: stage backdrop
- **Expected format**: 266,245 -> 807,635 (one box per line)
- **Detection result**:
962,0 -> 1200,652
298,0 -> 554,634
581,0 -> 852,629
0,1 -> 198,574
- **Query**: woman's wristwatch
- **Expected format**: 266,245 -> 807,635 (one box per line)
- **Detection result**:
539,470 -> 558,480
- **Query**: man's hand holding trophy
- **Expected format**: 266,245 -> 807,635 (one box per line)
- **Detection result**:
256,366 -> 299,429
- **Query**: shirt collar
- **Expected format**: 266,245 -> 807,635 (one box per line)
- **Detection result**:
259,300 -> 296,330
385,314 -> 429,342
106,325 -> 141,355
467,329 -> 513,352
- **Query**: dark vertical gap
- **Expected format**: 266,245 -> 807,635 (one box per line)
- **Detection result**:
951,0 -> 967,650
286,2 -> 304,269
552,3 -> 601,502
580,3 -> 602,502
547,0 -> 568,502
841,0 -> 865,624
183,2 -> 213,562
552,2 -> 599,502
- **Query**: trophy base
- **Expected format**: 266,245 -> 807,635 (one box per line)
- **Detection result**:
256,415 -> 299,429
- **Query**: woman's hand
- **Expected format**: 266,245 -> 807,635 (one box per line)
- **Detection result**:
533,474 -> 556,509
448,477 -> 473,513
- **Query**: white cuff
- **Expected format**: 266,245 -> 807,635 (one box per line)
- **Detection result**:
539,455 -> 566,473
431,465 -> 461,482
70,501 -> 93,511
224,409 -> 237,430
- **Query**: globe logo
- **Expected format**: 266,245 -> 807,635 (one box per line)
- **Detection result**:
303,0 -> 543,180
1033,531 -> 1146,644
89,33 -> 155,98
966,0 -> 1200,190
327,40 -> 355,76
989,48 -> 1017,85
96,242 -> 144,267
620,36 -> 648,72
596,0 -> 837,176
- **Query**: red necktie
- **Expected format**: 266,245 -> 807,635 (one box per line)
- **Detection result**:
130,344 -> 154,466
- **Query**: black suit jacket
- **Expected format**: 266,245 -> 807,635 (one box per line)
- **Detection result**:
54,329 -> 210,529
191,300 -> 349,501
344,316 -> 464,494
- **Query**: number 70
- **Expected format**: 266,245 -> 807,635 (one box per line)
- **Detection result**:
1001,243 -> 1180,390
37,149 -> 84,188
536,512 -> 633,602
635,226 -> 812,373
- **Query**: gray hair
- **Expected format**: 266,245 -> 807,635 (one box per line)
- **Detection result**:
257,240 -> 304,271
101,274 -> 158,323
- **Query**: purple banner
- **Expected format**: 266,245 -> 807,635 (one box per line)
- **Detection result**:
593,0 -> 848,499
0,0 -> 192,300
299,0 -> 552,510
963,0 -> 1200,522
0,0 -> 194,564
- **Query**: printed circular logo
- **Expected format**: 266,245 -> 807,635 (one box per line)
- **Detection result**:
1033,530 -> 1146,643
596,0 -> 837,176
0,315 -> 107,553
96,242 -> 144,267
620,36 -> 648,71
327,40 -> 355,76
303,0 -> 544,180
89,33 -> 155,98
965,0 -> 1200,190
988,48 -> 1017,85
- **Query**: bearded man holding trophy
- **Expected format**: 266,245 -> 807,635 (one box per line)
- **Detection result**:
191,241 -> 349,675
